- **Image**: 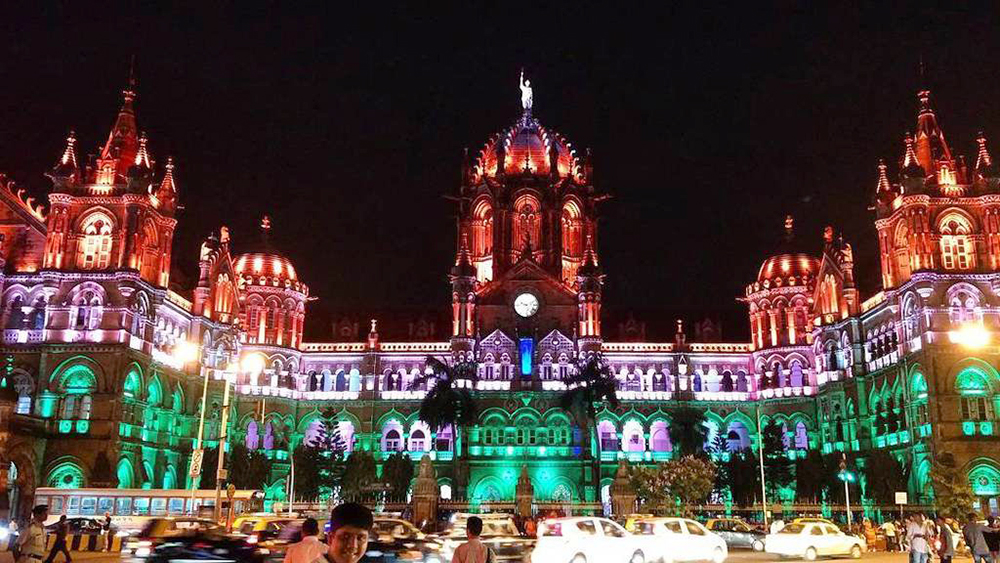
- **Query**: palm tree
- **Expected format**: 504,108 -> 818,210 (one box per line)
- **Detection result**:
410,355 -> 479,497
669,406 -> 709,457
559,356 -> 620,491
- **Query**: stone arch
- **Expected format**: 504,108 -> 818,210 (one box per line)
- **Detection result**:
117,457 -> 134,489
473,475 -> 507,502
548,476 -> 578,502
46,457 -> 87,489
967,459 -> 1000,498
123,363 -> 143,400
49,356 -> 103,392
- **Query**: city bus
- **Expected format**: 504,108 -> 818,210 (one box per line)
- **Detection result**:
34,488 -> 264,531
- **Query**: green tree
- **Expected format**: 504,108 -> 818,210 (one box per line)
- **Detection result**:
930,453 -> 976,519
628,465 -> 668,511
668,407 -> 708,457
794,450 -> 827,503
762,420 -> 793,498
228,443 -> 272,490
864,450 -> 909,505
662,455 -> 716,515
340,451 -> 379,502
411,356 -> 479,494
292,444 -> 329,502
198,447 -> 219,490
381,452 -> 415,502
726,453 -> 761,507
559,356 -> 621,485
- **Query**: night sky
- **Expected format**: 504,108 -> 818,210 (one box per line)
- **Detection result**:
2,5 -> 999,340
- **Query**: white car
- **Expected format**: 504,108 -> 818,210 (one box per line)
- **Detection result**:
765,522 -> 865,560
632,517 -> 728,563
532,516 -> 646,563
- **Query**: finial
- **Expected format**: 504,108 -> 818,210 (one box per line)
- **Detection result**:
977,132 -> 993,170
122,57 -> 137,104
60,130 -> 78,168
261,215 -> 272,232
876,159 -> 891,192
134,131 -> 151,168
917,90 -> 933,115
784,215 -> 794,240
159,156 -> 176,193
902,132 -> 919,167
370,319 -> 378,333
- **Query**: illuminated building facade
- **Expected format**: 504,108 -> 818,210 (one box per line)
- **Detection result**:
1,76 -> 1000,521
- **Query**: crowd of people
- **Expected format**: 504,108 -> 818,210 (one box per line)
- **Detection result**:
841,512 -> 1000,563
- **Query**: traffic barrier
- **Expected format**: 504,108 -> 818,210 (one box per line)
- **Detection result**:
44,533 -> 125,552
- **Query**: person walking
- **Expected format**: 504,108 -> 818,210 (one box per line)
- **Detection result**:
986,516 -> 1000,562
883,519 -> 899,552
44,515 -> 71,563
963,512 -> 998,563
326,502 -> 374,563
907,513 -> 932,563
16,505 -> 48,563
936,516 -> 955,563
284,518 -> 328,563
451,516 -> 494,563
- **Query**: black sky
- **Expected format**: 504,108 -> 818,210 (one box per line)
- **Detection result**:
1,4 -> 999,340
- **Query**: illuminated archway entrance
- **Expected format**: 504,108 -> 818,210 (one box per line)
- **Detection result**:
969,463 -> 1000,516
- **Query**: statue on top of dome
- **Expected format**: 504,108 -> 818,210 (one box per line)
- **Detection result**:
519,69 -> 533,113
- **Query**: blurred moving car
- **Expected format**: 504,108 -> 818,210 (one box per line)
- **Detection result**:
143,530 -> 269,563
46,517 -> 105,535
124,516 -> 221,557
705,518 -> 765,551
438,513 -> 533,562
765,522 -> 865,560
362,529 -> 446,563
233,515 -> 302,545
531,516 -> 646,563
631,517 -> 728,563
373,517 -> 428,541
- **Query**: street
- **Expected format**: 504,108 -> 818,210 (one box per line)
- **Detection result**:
0,550 -> 941,563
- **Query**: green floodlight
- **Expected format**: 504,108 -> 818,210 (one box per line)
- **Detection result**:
838,470 -> 856,483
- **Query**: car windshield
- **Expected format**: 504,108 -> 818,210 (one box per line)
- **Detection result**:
482,521 -> 519,537
779,524 -> 805,534
634,522 -> 656,536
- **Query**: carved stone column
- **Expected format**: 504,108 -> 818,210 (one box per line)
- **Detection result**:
515,465 -> 534,518
609,460 -> 636,517
411,455 -> 438,531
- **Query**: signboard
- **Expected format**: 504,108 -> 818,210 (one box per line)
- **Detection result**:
189,448 -> 204,477
362,482 -> 393,493
895,491 -> 908,505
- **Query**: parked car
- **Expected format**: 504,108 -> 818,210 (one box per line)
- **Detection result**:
438,513 -> 533,562
705,518 -> 765,551
631,517 -> 728,563
144,530 -> 269,563
765,522 -> 865,560
531,516 -> 646,563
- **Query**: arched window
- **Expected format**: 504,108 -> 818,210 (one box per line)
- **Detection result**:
794,422 -> 809,449
622,420 -> 645,453
650,421 -> 671,452
894,221 -> 912,281
726,421 -> 750,451
47,462 -> 86,489
246,420 -> 260,450
5,295 -> 25,329
561,200 -> 584,282
77,212 -> 114,270
440,484 -> 453,500
57,364 -> 97,421
790,362 -> 804,387
957,367 -> 995,424
512,194 -> 541,257
410,429 -> 427,452
471,199 -> 494,282
304,420 -> 324,447
138,220 -> 160,282
263,422 -> 275,450
384,429 -> 402,452
939,213 -> 974,271
598,420 -> 618,451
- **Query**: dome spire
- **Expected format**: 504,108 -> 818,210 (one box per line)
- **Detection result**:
876,159 -> 892,193
50,130 -> 79,182
134,131 -> 151,169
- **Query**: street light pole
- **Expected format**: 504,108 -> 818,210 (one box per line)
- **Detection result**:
214,374 -> 232,522
756,403 -> 768,529
189,359 -> 209,511
844,476 -> 852,528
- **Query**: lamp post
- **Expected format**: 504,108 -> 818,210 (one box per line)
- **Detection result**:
756,403 -> 769,530
213,355 -> 263,521
838,454 -> 856,528
171,341 -> 204,513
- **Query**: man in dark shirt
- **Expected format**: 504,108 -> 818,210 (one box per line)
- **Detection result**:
44,515 -> 71,563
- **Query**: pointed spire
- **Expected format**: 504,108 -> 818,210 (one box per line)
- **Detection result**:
451,232 -> 476,278
578,233 -> 600,277
50,130 -> 79,183
98,65 -> 140,180
876,159 -> 892,193
134,131 -> 151,169
153,156 -> 177,210
901,132 -> 925,180
977,132 -> 993,171
914,90 -> 952,172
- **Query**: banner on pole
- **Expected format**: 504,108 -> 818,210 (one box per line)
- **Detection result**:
895,492 -> 908,505
189,448 -> 204,477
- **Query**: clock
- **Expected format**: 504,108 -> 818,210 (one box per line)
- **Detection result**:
513,292 -> 539,318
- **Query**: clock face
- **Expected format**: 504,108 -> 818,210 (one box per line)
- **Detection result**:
514,292 -> 539,318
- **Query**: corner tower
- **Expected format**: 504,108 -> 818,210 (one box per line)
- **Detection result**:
43,74 -> 177,287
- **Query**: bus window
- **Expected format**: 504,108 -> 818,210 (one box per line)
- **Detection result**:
81,497 -> 97,515
98,498 -> 113,514
168,498 -> 184,514
115,498 -> 131,515
36,496 -> 49,508
67,497 -> 80,515
50,497 -> 64,514
150,498 -> 167,516
134,498 -> 150,515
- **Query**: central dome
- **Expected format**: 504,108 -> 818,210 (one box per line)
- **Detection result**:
474,115 -> 584,182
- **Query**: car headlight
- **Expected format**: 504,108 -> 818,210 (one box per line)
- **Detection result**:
0,527 -> 8,540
